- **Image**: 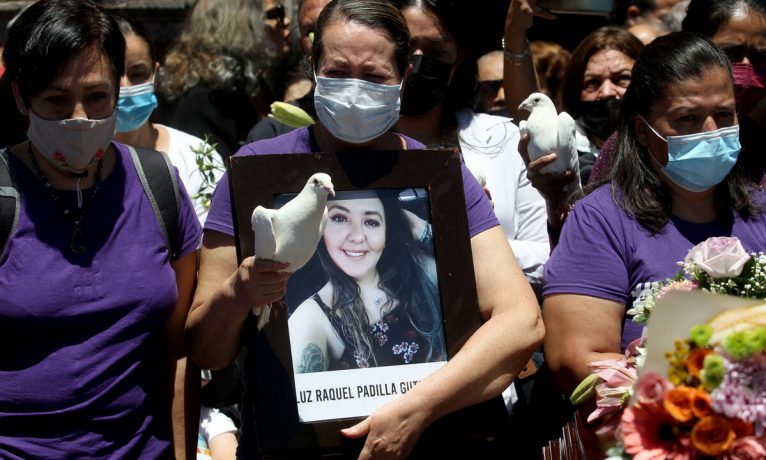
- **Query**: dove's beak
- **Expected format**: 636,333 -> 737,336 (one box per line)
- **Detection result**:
518,100 -> 529,111
326,185 -> 335,197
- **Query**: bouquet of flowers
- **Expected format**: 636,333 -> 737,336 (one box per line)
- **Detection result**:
610,305 -> 766,459
628,237 -> 766,324
570,237 -> 766,459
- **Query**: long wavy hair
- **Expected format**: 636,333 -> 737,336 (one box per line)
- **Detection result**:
160,0 -> 273,100
587,32 -> 757,234
317,194 -> 445,367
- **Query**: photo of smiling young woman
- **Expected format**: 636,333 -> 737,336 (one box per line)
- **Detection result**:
285,189 -> 445,374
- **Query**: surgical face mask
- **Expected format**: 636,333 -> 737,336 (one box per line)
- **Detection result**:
579,98 -> 622,141
732,62 -> 766,116
400,54 -> 453,116
27,110 -> 117,174
117,80 -> 158,133
314,75 -> 402,144
640,116 -> 741,192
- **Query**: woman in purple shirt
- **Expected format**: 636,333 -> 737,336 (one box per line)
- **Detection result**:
186,0 -> 544,458
543,33 -> 766,395
0,1 -> 200,458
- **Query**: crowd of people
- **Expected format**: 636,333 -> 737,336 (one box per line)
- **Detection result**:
0,0 -> 764,458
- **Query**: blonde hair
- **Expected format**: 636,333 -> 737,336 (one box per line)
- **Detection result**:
160,0 -> 273,100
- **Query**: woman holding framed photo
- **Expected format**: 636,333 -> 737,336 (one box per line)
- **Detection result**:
186,0 -> 543,457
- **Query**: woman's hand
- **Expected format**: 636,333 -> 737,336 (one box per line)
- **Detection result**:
340,392 -> 430,460
187,230 -> 292,370
505,0 -> 556,42
504,0 -> 555,121
403,209 -> 428,241
234,257 -> 291,306
518,133 -> 576,205
518,132 -> 576,246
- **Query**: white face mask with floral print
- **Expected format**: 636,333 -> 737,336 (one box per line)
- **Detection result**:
26,110 -> 117,174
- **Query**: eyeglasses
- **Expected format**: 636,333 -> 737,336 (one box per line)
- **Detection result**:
265,3 -> 286,28
719,44 -> 766,66
476,80 -> 503,99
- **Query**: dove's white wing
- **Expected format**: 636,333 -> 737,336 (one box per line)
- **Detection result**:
557,111 -> 582,197
252,206 -> 278,260
251,206 -> 277,325
318,207 -> 328,240
518,119 -> 528,136
557,112 -> 578,171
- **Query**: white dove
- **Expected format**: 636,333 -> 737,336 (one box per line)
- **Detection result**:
251,172 -> 335,329
518,92 -> 582,197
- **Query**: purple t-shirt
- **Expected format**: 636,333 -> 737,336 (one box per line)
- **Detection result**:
0,142 -> 201,459
204,127 -> 498,238
544,184 -> 766,350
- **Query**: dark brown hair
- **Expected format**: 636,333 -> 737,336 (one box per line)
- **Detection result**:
312,0 -> 410,78
562,26 -> 644,118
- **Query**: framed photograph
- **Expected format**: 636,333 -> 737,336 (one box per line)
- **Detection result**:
229,149 -> 492,457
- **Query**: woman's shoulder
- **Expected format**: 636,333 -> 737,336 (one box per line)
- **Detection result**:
235,127 -> 313,157
747,186 -> 766,208
290,290 -> 338,334
294,285 -> 332,315
160,125 -> 210,149
456,109 -> 519,146
292,294 -> 326,318
456,108 -> 518,133
159,125 -> 221,164
575,183 -> 622,213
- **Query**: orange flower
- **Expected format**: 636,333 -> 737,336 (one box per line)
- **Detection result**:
690,390 -> 712,418
686,348 -> 712,379
731,418 -> 755,438
690,415 -> 736,456
664,386 -> 696,422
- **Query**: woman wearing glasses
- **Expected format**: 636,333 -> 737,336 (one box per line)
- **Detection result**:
263,0 -> 292,58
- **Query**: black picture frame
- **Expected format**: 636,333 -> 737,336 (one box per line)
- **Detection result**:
229,149 -> 502,458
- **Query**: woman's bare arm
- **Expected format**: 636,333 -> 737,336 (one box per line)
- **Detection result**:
542,293 -> 626,395
185,230 -> 289,370
503,0 -> 556,121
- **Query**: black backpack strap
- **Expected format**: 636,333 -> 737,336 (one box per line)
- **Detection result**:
127,145 -> 181,261
0,149 -> 20,264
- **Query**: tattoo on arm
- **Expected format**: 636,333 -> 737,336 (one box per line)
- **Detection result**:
297,343 -> 325,373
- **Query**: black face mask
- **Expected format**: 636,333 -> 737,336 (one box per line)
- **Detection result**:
579,98 -> 622,141
401,54 -> 454,117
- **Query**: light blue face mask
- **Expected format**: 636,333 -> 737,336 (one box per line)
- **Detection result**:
640,116 -> 741,192
117,81 -> 158,133
313,75 -> 401,144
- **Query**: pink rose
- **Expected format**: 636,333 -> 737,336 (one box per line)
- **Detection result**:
635,372 -> 674,414
684,237 -> 751,279
721,437 -> 766,460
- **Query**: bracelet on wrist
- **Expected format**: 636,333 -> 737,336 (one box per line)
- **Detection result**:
501,37 -> 531,66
